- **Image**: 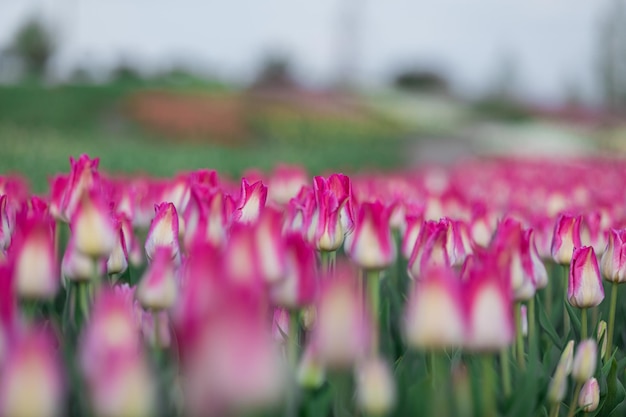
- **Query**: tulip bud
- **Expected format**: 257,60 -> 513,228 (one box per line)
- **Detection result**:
581,211 -> 607,256
600,229 -> 626,283
270,234 -> 317,309
597,320 -> 607,360
61,154 -> 100,220
308,182 -> 345,251
355,357 -> 396,416
345,201 -> 396,270
547,366 -> 568,404
62,237 -> 100,283
401,212 -> 423,259
235,178 -> 267,224
408,220 -> 449,279
310,269 -> 370,369
559,340 -> 576,375
0,329 -> 65,417
404,267 -> 465,349
71,187 -> 116,258
0,195 -> 11,250
578,378 -> 600,412
297,343 -> 325,389
136,246 -> 178,311
551,214 -> 582,265
145,202 -> 180,264
572,339 -> 598,383
268,164 -> 308,205
11,213 -> 59,300
106,216 -> 128,276
568,246 -> 604,308
463,254 -> 514,351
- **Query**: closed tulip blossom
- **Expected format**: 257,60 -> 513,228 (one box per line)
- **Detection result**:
60,154 -> 101,221
145,202 -> 180,264
10,211 -> 59,300
408,220 -> 450,279
401,211 -> 424,259
462,254 -> 514,351
551,214 -> 582,265
235,178 -> 267,224
309,268 -> 371,369
404,267 -> 465,349
568,246 -> 604,308
578,378 -> 600,412
572,339 -> 598,383
0,329 -> 65,417
136,246 -> 178,311
345,201 -> 396,270
600,228 -> 626,283
355,357 -> 396,417
71,187 -> 116,259
308,182 -> 346,252
106,215 -> 129,276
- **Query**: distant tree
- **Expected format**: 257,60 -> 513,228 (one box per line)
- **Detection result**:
5,17 -> 56,77
597,0 -> 626,111
251,54 -> 297,90
392,68 -> 449,93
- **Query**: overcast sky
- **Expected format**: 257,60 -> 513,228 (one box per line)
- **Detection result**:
0,0 -> 616,104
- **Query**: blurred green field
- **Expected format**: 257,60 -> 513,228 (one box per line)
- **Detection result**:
0,81 -> 410,193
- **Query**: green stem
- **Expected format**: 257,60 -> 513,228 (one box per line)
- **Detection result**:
581,308 -> 588,340
549,403 -> 561,417
288,311 -> 300,368
366,270 -> 381,356
79,283 -> 90,322
320,251 -> 330,275
515,302 -> 526,370
528,297 -> 536,354
567,382 -> 583,417
563,264 -> 570,336
481,355 -> 496,417
607,281 -> 618,357
500,348 -> 512,398
331,372 -> 352,417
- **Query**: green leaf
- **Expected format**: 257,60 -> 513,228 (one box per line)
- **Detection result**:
537,295 -> 563,350
564,301 -> 582,337
601,358 -> 625,416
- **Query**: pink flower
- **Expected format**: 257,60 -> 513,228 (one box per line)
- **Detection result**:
345,201 -> 396,270
600,228 -> 626,283
568,246 -> 604,308
309,266 -> 371,369
254,207 -> 287,284
404,267 -> 465,349
462,253 -> 514,351
551,214 -> 582,265
0,195 -> 12,250
400,210 -> 424,259
10,211 -> 59,300
270,234 -> 318,309
136,246 -> 178,311
308,182 -> 345,251
0,328 -> 65,417
145,202 -> 180,264
581,211 -> 607,256
62,237 -> 103,283
408,220 -> 450,279
235,179 -> 267,224
71,186 -> 116,259
268,164 -> 308,205
60,154 -> 101,221
106,214 -> 129,276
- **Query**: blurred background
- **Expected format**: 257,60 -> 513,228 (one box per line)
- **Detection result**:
1,0 -> 626,191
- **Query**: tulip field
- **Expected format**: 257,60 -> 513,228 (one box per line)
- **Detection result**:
2,153 -> 626,417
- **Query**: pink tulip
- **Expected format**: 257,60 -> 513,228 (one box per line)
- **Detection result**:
568,246 -> 604,308
408,220 -> 450,279
400,210 -> 424,259
493,218 -> 536,301
0,328 -> 65,417
60,154 -> 101,221
62,237 -> 103,283
270,233 -> 318,309
404,267 -> 465,349
268,164 -> 308,205
463,253 -> 514,351
309,266 -> 371,369
254,207 -> 287,284
0,195 -> 11,250
0,263 -> 16,363
235,178 -> 267,224
345,201 -> 396,270
106,214 -> 129,276
308,181 -> 345,251
578,377 -> 600,412
10,210 -> 58,300
136,246 -> 178,311
581,211 -> 607,256
145,202 -> 180,264
551,214 -> 582,265
71,186 -> 116,259
600,228 -> 626,283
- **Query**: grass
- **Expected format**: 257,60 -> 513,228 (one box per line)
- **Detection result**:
0,123 -> 410,193
0,80 -> 411,192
